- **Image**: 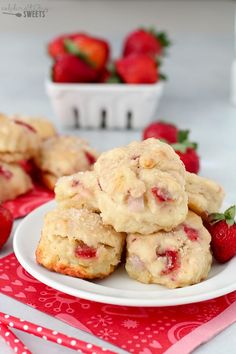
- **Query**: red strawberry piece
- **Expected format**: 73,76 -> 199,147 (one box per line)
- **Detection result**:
123,29 -> 170,58
176,148 -> 200,174
14,120 -> 36,133
85,151 -> 96,165
75,242 -> 97,259
70,34 -> 110,70
0,165 -> 13,180
207,205 -> 236,263
151,187 -> 173,202
71,179 -> 80,187
115,53 -> 158,84
184,225 -> 199,241
18,159 -> 34,175
52,54 -> 98,83
156,249 -> 180,274
0,206 -> 13,250
48,33 -> 82,59
143,121 -> 178,143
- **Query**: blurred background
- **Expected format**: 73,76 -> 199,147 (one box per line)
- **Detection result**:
0,0 -> 234,120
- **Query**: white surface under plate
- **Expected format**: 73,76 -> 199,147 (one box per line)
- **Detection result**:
13,200 -> 236,307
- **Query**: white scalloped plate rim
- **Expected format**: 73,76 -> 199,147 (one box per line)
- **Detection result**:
13,200 -> 236,307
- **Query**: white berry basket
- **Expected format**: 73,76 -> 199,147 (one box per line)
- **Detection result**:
46,80 -> 164,130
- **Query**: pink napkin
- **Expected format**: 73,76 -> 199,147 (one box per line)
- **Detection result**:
0,253 -> 236,354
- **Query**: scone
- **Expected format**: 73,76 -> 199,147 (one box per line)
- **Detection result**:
94,138 -> 188,234
0,114 -> 40,163
0,162 -> 33,202
125,211 -> 212,288
186,172 -> 225,217
34,136 -> 99,190
55,171 -> 99,212
36,208 -> 126,279
11,115 -> 57,140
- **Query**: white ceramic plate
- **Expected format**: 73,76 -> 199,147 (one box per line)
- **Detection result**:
13,201 -> 236,307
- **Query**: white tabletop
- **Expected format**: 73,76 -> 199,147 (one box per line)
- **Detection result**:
1,117 -> 236,354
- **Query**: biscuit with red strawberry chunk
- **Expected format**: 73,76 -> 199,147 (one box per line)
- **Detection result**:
34,136 -> 99,190
94,138 -> 188,234
186,172 -> 225,217
0,114 -> 40,163
55,171 -> 99,212
0,162 -> 33,203
36,208 -> 126,279
126,211 -> 212,288
11,115 -> 57,141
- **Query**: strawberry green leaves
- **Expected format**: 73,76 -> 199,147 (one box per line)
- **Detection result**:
209,205 -> 236,226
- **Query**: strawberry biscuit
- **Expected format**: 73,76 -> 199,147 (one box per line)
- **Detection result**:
0,114 -> 40,163
12,115 -> 57,140
34,136 -> 98,190
55,171 -> 99,212
36,207 -> 126,279
126,211 -> 212,288
0,162 -> 33,202
94,138 -> 188,234
186,172 -> 225,216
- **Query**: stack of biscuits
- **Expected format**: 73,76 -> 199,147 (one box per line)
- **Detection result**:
0,114 -> 98,203
36,138 -> 225,288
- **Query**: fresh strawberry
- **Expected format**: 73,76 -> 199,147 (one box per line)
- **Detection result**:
48,33 -> 80,59
206,206 -> 236,263
143,121 -> 178,143
69,34 -> 110,70
176,148 -> 200,174
115,53 -> 158,84
52,54 -> 98,83
48,33 -> 109,70
0,206 -> 13,250
172,130 -> 200,174
123,28 -> 170,58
